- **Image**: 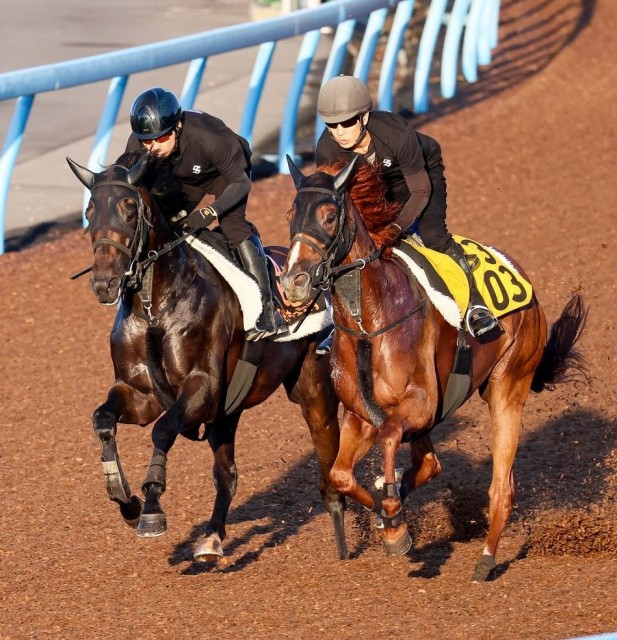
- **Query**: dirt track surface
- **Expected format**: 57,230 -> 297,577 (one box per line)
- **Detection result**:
1,1 -> 616,638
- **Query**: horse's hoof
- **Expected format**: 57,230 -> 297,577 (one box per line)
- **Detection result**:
194,535 -> 224,562
471,554 -> 496,582
136,513 -> 167,538
382,526 -> 412,557
120,496 -> 143,529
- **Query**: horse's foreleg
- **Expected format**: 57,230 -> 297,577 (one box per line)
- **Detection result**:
93,385 -> 160,528
376,418 -> 411,557
399,434 -> 442,501
330,412 -> 377,510
292,365 -> 349,560
194,415 -> 241,562
137,407 -> 181,538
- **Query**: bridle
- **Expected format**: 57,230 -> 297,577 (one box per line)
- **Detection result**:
89,180 -> 153,291
290,185 -> 383,292
290,177 -> 424,341
86,174 -> 194,323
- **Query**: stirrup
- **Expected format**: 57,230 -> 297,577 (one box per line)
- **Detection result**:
246,310 -> 287,341
465,305 -> 498,338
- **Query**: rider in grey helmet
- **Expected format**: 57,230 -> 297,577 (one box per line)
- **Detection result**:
126,87 -> 285,340
314,75 -> 498,352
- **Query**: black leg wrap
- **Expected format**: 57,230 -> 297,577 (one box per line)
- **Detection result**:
381,511 -> 404,528
141,450 -> 167,494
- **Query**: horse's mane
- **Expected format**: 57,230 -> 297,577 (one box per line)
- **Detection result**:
317,160 -> 401,248
113,150 -> 146,170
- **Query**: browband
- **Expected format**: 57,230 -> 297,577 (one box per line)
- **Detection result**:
296,187 -> 340,198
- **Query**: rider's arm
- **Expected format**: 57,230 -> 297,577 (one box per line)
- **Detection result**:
393,169 -> 431,233
194,171 -> 252,217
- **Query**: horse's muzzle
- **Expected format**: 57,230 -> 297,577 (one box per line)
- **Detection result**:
280,270 -> 312,304
91,275 -> 122,305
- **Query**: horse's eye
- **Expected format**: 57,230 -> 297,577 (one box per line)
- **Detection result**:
84,201 -> 94,222
320,203 -> 339,227
118,198 -> 138,225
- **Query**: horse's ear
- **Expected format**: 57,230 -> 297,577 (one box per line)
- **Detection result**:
333,154 -> 361,194
66,157 -> 95,189
127,152 -> 150,186
286,154 -> 305,189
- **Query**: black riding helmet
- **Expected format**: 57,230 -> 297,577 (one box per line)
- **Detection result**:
129,87 -> 182,140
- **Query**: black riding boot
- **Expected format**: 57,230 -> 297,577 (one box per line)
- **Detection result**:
236,235 -> 286,339
444,241 -> 499,338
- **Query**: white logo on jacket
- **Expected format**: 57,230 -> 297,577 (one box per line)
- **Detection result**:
192,165 -> 201,174
383,158 -> 392,167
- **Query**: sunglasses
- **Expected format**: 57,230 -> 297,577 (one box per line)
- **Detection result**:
143,130 -> 174,144
325,115 -> 361,129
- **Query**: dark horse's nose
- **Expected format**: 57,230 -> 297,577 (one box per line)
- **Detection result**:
91,275 -> 122,304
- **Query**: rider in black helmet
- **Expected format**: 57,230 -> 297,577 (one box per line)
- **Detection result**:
314,75 -> 498,352
126,87 -> 285,340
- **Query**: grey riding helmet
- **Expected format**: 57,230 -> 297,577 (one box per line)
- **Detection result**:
317,75 -> 373,124
129,87 -> 182,140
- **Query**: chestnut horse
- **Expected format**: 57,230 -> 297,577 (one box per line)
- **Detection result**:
280,156 -> 588,581
66,151 -> 348,562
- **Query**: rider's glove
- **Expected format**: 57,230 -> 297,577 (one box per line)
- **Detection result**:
183,206 -> 218,234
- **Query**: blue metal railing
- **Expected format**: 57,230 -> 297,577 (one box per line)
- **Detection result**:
0,0 -> 501,254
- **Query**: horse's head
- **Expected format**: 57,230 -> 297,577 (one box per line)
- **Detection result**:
280,155 -> 360,304
67,152 -> 153,305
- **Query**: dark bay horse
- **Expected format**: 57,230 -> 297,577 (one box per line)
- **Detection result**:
280,156 -> 588,581
66,151 -> 348,562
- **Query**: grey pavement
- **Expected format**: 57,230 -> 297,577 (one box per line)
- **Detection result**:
0,0 -> 331,247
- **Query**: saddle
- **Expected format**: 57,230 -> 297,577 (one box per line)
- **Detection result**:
185,229 -> 332,342
393,234 -> 534,422
393,234 -> 534,328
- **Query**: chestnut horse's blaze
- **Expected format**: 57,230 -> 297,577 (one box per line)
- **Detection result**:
280,155 -> 589,581
66,151 -> 348,563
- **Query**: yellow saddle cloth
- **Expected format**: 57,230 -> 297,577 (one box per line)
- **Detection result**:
397,235 -> 533,321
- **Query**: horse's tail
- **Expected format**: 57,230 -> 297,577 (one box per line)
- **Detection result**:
531,292 -> 590,393
146,326 -> 176,411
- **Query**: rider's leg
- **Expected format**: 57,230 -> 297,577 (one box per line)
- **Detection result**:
415,167 -> 497,339
444,240 -> 498,338
218,204 -> 286,339
236,234 -> 286,337
316,329 -> 334,355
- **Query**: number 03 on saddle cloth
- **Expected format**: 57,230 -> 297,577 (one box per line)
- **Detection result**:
393,234 -> 534,328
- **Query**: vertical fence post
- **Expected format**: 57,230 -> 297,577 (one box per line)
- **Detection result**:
240,41 -> 277,146
413,0 -> 448,113
0,95 -> 34,255
278,29 -> 322,174
378,0 -> 415,112
181,58 -> 208,109
83,76 -> 128,222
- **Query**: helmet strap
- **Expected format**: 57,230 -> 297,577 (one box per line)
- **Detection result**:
172,123 -> 182,155
348,125 -> 369,151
